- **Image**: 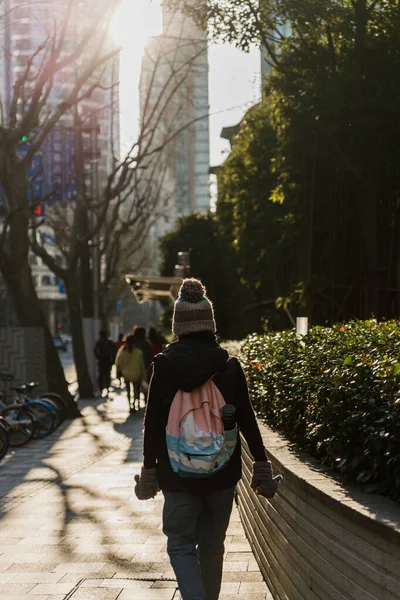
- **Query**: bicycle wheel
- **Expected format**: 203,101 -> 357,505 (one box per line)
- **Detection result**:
40,398 -> 62,429
25,401 -> 55,439
1,405 -> 35,447
0,421 -> 9,460
40,394 -> 66,423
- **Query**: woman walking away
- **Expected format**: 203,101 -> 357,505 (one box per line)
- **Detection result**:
134,278 -> 282,600
94,331 -> 117,397
115,335 -> 147,413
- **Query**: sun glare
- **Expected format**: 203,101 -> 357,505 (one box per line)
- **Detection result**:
114,0 -> 163,152
110,0 -> 162,51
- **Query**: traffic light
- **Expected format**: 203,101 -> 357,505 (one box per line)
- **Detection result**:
34,203 -> 44,217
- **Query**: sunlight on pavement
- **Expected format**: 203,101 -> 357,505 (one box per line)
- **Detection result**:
0,397 -> 270,599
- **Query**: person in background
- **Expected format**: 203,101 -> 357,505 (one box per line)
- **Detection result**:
114,333 -> 125,386
94,331 -> 117,397
132,325 -> 153,376
115,334 -> 147,413
134,279 -> 282,600
115,333 -> 124,352
148,327 -> 165,359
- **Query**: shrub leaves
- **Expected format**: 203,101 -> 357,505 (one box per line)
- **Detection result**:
241,320 -> 400,502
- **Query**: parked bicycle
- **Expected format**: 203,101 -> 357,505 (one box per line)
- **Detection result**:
11,385 -> 61,436
0,373 -> 63,441
14,381 -> 67,424
0,416 -> 10,460
0,385 -> 35,448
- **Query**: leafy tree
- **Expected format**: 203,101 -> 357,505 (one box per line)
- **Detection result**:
266,0 -> 400,321
180,0 -> 400,324
216,101 -> 297,330
159,212 -> 247,338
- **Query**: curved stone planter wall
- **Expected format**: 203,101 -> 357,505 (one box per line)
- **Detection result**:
237,423 -> 400,600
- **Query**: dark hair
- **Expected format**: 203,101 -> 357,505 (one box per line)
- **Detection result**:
118,333 -> 124,341
133,325 -> 146,340
148,327 -> 159,342
124,334 -> 135,353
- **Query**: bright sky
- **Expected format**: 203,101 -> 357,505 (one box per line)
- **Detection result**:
113,0 -> 261,167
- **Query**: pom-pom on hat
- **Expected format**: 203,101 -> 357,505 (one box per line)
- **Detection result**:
172,278 -> 216,336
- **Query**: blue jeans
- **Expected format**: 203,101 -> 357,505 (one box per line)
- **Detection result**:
162,487 -> 235,600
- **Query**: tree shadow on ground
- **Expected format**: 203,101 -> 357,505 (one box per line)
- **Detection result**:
0,393 -> 143,523
0,400 -> 175,586
0,415 -> 78,520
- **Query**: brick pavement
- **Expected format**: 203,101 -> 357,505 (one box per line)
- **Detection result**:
0,390 -> 272,600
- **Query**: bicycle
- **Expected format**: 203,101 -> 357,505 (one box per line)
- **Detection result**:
1,372 -> 67,425
0,417 -> 9,460
0,373 -> 54,440
0,394 -> 35,447
14,381 -> 66,425
11,393 -> 55,439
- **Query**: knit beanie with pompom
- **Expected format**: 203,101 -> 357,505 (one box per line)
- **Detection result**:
172,278 -> 216,336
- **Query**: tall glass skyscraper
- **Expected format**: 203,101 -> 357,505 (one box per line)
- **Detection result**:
0,0 -> 119,198
139,1 -> 210,221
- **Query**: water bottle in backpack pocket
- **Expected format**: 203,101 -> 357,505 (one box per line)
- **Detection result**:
166,380 -> 237,478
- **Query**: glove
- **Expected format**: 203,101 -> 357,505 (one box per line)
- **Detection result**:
134,467 -> 159,500
251,461 -> 283,499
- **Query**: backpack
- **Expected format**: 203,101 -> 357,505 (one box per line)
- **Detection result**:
166,370 -> 237,478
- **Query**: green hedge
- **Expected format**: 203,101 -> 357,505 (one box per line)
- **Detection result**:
241,320 -> 400,501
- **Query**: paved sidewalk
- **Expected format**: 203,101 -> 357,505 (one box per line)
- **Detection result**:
0,391 -> 271,600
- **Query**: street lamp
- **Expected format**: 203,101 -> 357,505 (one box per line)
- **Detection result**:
174,251 -> 190,278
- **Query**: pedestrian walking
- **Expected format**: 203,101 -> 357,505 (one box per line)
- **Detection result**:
115,333 -> 125,352
94,331 -> 117,397
148,326 -> 165,359
115,334 -> 147,413
114,333 -> 125,387
132,325 -> 153,376
134,278 -> 282,600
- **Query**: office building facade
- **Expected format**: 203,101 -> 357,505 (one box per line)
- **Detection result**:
0,0 -> 119,331
139,1 -> 210,227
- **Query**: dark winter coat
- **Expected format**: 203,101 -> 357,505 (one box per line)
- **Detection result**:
94,338 -> 116,368
143,333 -> 266,495
134,339 -> 153,375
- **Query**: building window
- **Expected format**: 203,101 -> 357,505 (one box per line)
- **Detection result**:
16,6 -> 30,19
15,38 -> 31,52
15,23 -> 30,36
41,275 -> 51,286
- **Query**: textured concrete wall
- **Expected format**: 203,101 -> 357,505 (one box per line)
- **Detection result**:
238,423 -> 400,600
0,328 -> 47,395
